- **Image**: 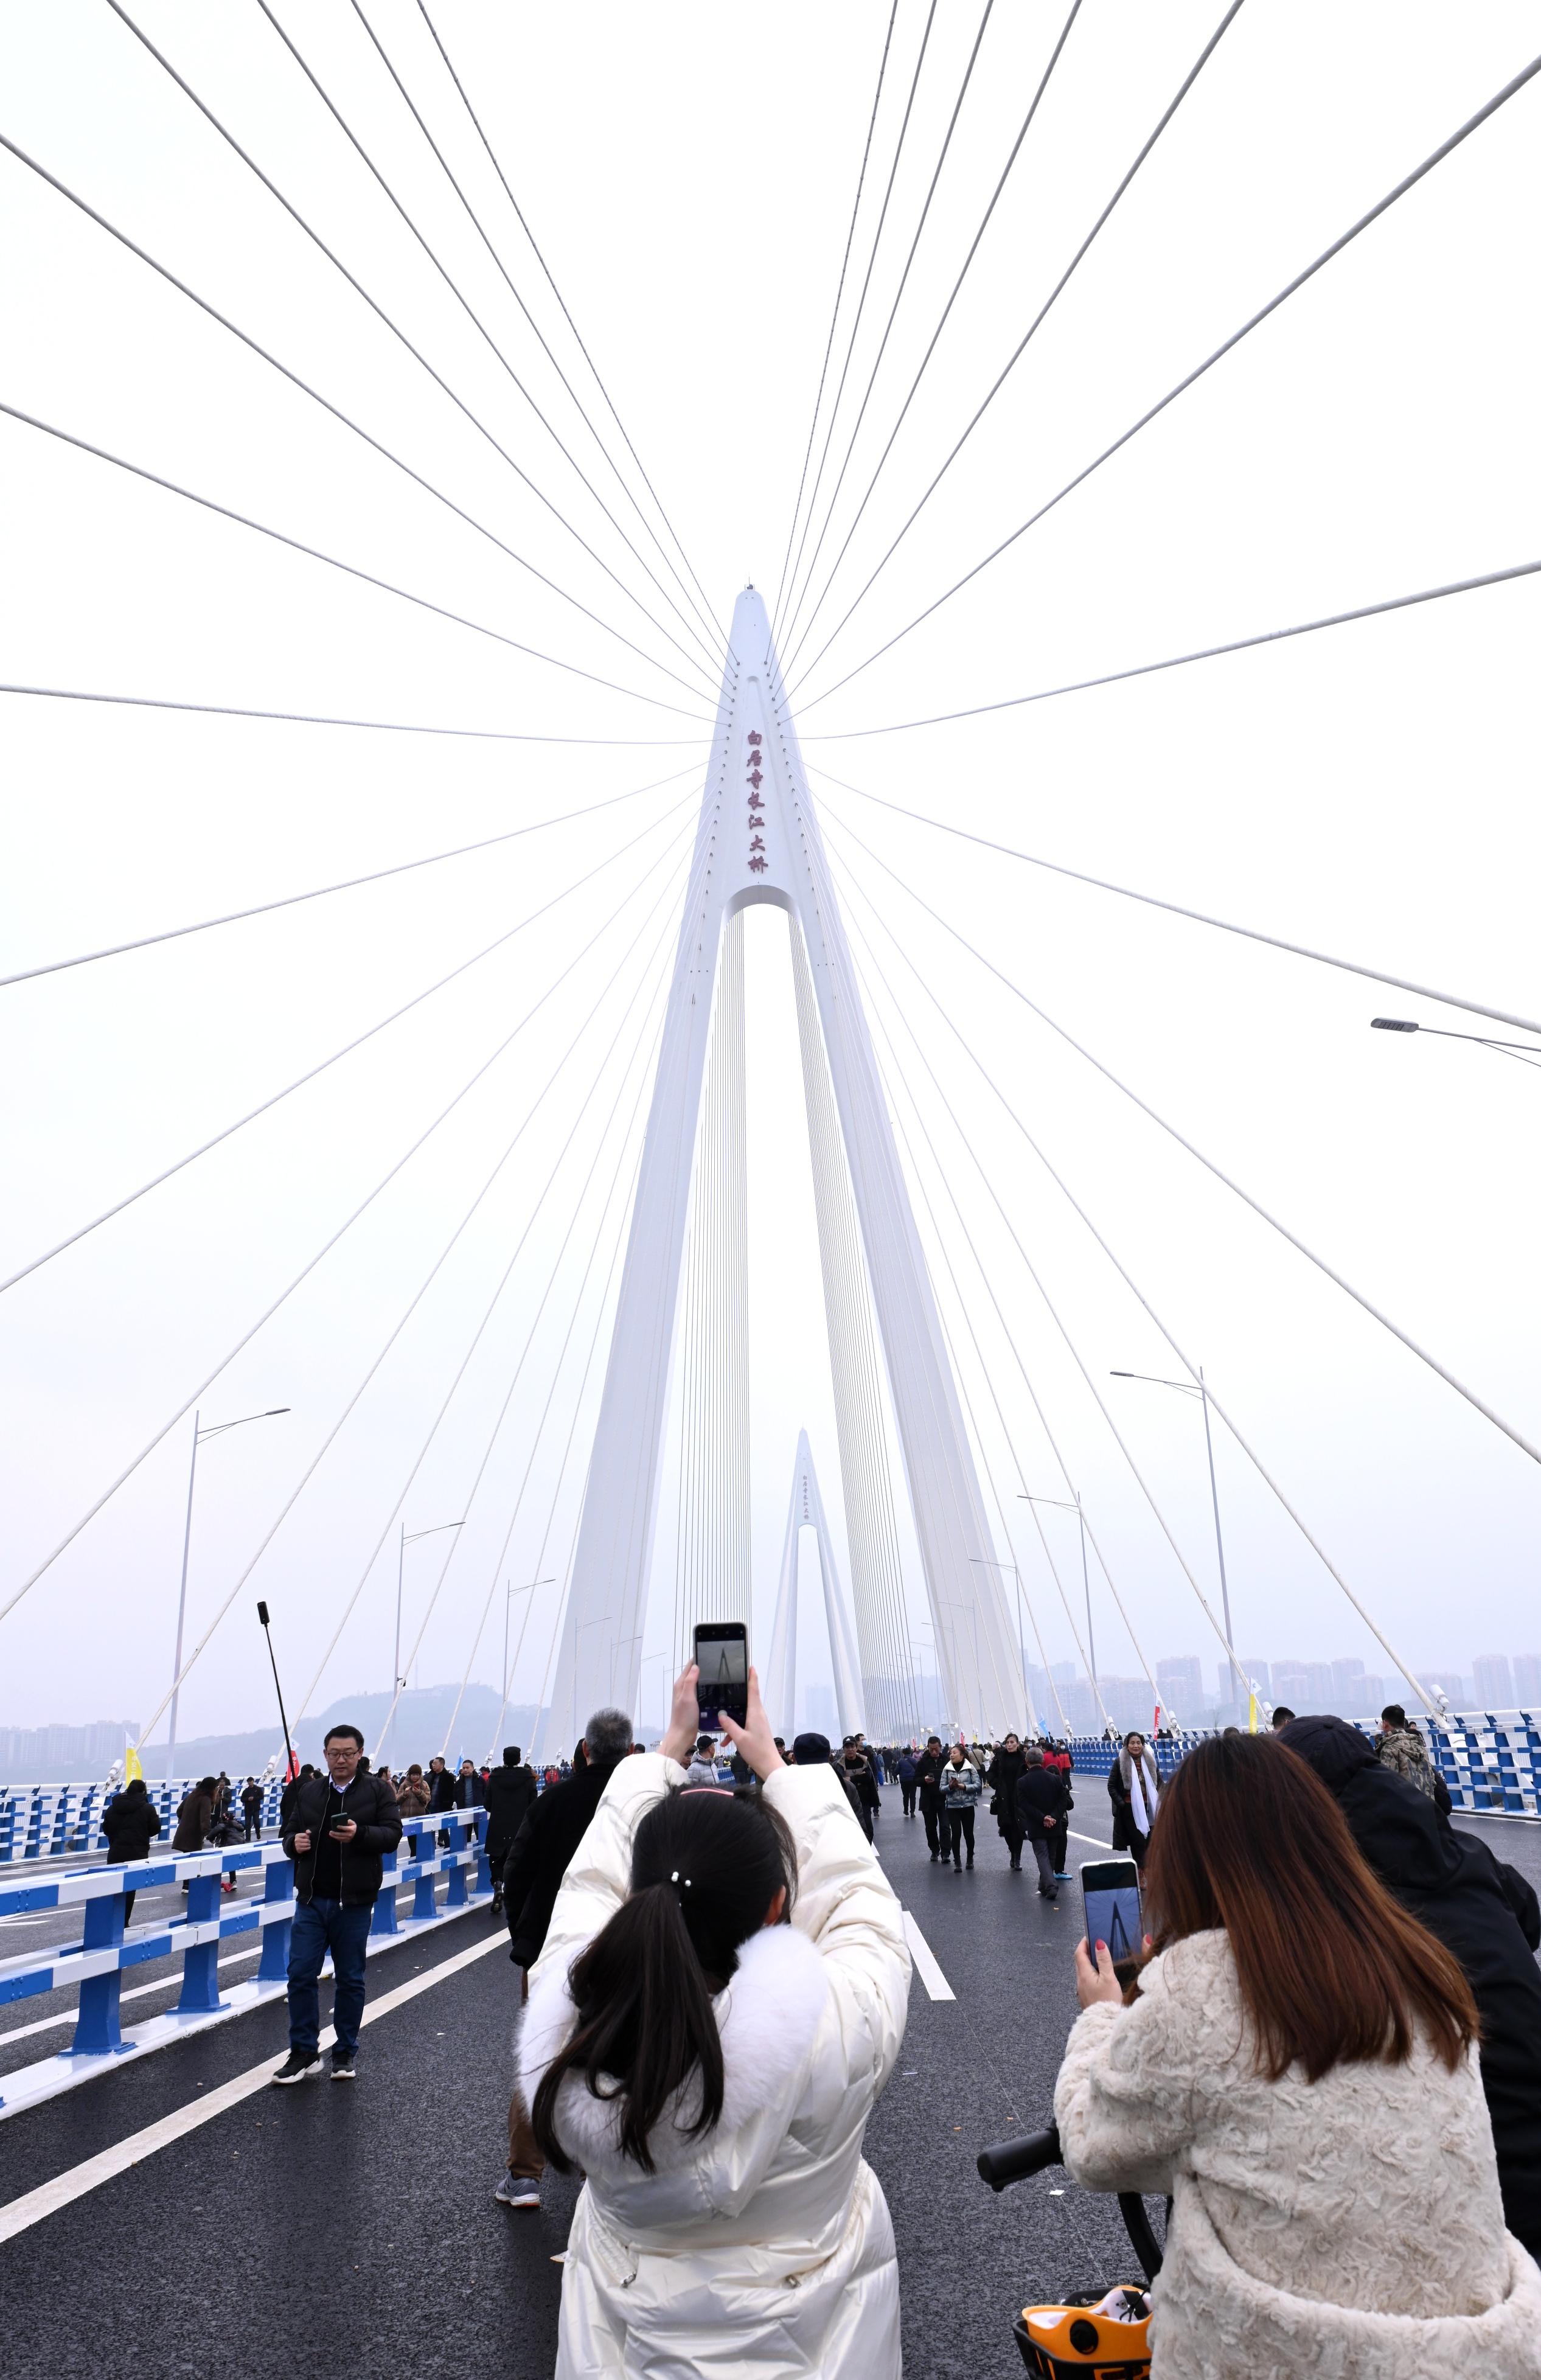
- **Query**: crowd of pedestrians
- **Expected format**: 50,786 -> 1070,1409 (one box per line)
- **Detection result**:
97,1683 -> 1540,2373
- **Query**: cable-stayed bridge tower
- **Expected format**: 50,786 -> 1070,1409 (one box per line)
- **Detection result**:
543,586 -> 1021,1747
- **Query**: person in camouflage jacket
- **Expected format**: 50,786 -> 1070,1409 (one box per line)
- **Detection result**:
1377,1705 -> 1452,1812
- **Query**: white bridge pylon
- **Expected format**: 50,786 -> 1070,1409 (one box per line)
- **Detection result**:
767,1431 -> 866,1741
542,586 -> 1022,1747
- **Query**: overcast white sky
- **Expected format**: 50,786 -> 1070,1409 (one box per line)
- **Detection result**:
2,0 -> 1539,1747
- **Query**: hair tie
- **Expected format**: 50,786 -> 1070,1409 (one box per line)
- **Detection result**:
669,1871 -> 692,1890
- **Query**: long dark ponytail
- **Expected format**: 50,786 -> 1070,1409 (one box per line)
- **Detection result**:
530,1788 -> 793,2173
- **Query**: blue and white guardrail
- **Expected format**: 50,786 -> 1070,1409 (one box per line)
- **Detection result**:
0,1809 -> 495,2119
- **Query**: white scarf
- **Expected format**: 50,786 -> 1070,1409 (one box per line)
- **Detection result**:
1122,1747 -> 1158,1836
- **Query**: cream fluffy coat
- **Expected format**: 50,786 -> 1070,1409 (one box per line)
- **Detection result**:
1054,1927 -> 1541,2377
521,1753 -> 911,2379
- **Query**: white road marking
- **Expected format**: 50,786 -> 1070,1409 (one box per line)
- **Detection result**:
0,1927 -> 505,2243
1067,1830 -> 1114,1851
901,1909 -> 956,2002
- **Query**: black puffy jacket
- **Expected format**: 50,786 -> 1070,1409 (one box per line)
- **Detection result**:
282,1770 -> 402,1908
482,1759 -> 538,1865
102,1786 -> 162,1865
987,1745 -> 1028,1834
1283,1714 -> 1541,2258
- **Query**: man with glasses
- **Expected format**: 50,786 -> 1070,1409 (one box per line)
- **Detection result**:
271,1724 -> 402,2084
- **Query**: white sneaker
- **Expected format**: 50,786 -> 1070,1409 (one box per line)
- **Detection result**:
494,2171 -> 541,2208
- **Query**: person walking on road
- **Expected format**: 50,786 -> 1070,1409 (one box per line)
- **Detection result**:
1108,1731 -> 1161,1867
395,1762 -> 431,1820
1014,1746 -> 1070,1897
986,1733 -> 1028,1870
915,1735 -> 947,1860
271,1724 -> 402,2086
239,1776 -> 263,1840
896,1748 -> 918,1817
453,1756 -> 485,1811
686,1735 -> 720,1784
483,1747 -> 537,1914
842,1738 -> 880,1831
941,1742 -> 982,1870
521,1661 -> 911,2379
495,1707 -> 636,2209
1376,1703 -> 1452,1810
101,1775 -> 161,1922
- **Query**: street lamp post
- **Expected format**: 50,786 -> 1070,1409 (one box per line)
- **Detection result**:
1110,1368 -> 1234,1657
394,1521 -> 464,1701
969,1555 -> 1038,1734
1019,1492 -> 1101,1725
501,1578 -> 553,1718
167,1405 -> 289,1786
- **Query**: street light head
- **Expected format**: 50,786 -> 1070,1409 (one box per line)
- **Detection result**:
1370,1017 -> 1419,1032
265,1407 -> 291,1416
256,1601 -> 270,1626
1109,1370 -> 1135,1377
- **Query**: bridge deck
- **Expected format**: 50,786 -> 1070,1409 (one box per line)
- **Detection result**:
1,1802 -> 1536,2379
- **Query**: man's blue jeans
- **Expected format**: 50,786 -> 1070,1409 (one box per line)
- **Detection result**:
287,1898 -> 374,2058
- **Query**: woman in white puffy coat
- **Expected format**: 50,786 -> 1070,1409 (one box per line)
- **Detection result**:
521,1665 -> 911,2379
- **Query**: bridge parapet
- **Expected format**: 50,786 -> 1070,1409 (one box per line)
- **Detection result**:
0,1811 -> 491,2117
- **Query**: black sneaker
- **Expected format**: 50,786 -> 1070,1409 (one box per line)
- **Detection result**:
330,2052 -> 357,2081
271,2050 -> 320,2086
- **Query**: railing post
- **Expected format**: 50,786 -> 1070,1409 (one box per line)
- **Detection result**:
258,1854 -> 293,1982
370,1846 -> 399,1936
410,1820 -> 437,1922
473,1809 -> 492,1897
176,1867 -> 229,2014
69,1886 -> 128,2055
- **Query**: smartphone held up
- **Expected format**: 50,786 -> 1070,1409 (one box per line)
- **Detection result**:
1080,1858 -> 1143,1964
693,1621 -> 748,1728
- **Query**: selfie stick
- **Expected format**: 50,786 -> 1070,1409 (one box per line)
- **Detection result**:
256,1599 -> 297,1781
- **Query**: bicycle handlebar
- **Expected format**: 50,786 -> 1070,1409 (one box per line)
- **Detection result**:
976,2124 -> 1062,2191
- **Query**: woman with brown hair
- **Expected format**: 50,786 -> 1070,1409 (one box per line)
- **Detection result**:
1054,1733 -> 1541,2376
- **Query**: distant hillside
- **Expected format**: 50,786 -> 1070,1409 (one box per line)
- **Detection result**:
135,1685 -> 546,1782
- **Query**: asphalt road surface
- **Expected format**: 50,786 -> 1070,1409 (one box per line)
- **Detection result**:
0,1793 -> 1536,2379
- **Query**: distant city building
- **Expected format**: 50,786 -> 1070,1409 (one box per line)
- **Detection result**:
1331,1658 -> 1365,1700
1156,1657 -> 1203,1717
1240,1657 -> 1271,1699
0,1719 -> 137,1780
1513,1655 -> 1541,1705
1472,1654 -> 1515,1711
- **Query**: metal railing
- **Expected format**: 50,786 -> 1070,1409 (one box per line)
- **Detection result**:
0,1809 -> 492,2109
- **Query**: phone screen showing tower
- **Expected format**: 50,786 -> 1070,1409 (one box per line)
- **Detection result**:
693,1624 -> 748,1723
1080,1860 -> 1143,1962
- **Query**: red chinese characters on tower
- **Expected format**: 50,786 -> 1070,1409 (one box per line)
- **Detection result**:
744,729 -> 768,879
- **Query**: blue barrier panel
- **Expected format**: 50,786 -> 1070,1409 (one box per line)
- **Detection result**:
0,1808 -> 490,2106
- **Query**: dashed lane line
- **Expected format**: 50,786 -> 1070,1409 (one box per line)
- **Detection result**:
1067,1830 -> 1113,1850
0,1926 -> 506,2244
901,1909 -> 956,2002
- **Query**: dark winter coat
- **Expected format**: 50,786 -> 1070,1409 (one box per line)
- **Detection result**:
453,1767 -> 485,1811
914,1749 -> 948,1811
171,1789 -> 213,1853
1015,1766 -> 1071,1843
282,1769 -> 403,1908
986,1745 -> 1028,1836
503,1756 -> 627,1968
482,1758 -> 538,1865
102,1784 -> 162,1865
1282,1714 -> 1541,2258
239,1783 -> 263,1819
843,1752 -> 880,1814
426,1764 -> 456,1814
